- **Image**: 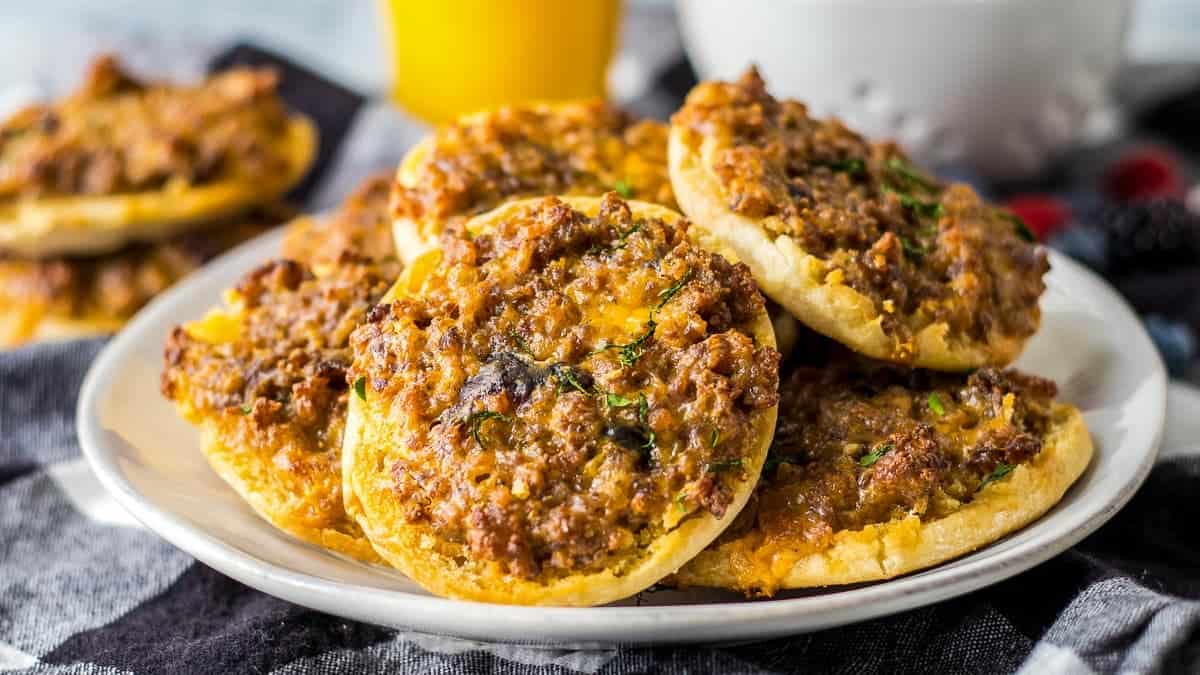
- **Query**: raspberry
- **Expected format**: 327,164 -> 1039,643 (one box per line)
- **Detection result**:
1102,148 -> 1187,203
1004,195 -> 1072,241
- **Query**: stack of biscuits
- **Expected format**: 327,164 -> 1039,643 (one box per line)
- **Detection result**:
161,68 -> 1093,605
0,55 -> 315,349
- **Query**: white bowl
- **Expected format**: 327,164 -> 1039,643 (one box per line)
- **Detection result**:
677,0 -> 1132,178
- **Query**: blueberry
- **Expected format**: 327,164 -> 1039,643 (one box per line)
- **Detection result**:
1144,315 -> 1196,377
1049,226 -> 1108,271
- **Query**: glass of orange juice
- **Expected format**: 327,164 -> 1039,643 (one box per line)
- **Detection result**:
379,0 -> 622,124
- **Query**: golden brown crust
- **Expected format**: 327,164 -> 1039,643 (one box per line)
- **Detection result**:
0,311 -> 125,349
391,101 -> 676,264
668,69 -> 1046,370
281,173 -> 398,269
672,356 -> 1093,594
0,211 -> 281,350
345,195 -> 779,605
161,259 -> 391,564
0,55 -> 315,257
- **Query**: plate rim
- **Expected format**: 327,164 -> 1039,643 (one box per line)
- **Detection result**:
76,231 -> 1167,645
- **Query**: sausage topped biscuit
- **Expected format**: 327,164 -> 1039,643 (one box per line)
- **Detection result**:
162,258 -> 391,563
674,341 -> 1092,595
0,211 -> 279,349
391,101 -> 675,264
344,194 -> 780,605
669,69 -> 1047,370
282,173 -> 397,269
0,55 -> 315,258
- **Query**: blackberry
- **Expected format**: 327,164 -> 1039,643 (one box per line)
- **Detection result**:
1095,199 -> 1200,275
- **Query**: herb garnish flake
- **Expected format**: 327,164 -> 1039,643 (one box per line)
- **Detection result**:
1003,212 -> 1036,243
763,452 -> 800,473
900,235 -> 927,259
591,269 -> 691,367
818,157 -> 867,176
509,331 -> 537,359
705,458 -> 743,473
636,393 -> 655,449
614,222 -> 643,249
888,188 -> 946,220
979,463 -> 1015,491
467,410 -> 511,446
655,269 -> 693,313
886,157 -> 939,192
928,393 -> 946,416
859,441 -> 894,467
551,364 -> 591,394
604,391 -> 637,409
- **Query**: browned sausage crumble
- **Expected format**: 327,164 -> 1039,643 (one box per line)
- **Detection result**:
282,173 -> 398,267
351,194 -> 779,580
162,258 -> 393,536
393,101 -> 676,246
0,54 -> 297,200
673,69 -> 1047,348
0,211 -> 282,325
718,352 -> 1057,560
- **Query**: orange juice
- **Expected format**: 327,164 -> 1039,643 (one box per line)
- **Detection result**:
379,0 -> 622,124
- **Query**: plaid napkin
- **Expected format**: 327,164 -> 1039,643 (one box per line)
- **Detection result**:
2,42 -> 1200,675
1,341 -> 1198,674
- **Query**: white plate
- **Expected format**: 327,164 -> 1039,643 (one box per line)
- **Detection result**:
77,228 -> 1166,646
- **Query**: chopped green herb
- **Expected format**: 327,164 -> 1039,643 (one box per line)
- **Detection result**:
354,377 -> 367,402
613,179 -> 635,199
900,235 -> 927,259
705,458 -> 743,473
818,157 -> 866,176
885,187 -> 945,220
763,452 -> 800,472
467,410 -> 511,446
655,269 -> 693,313
239,405 -> 253,416
897,192 -> 945,219
675,493 -> 687,512
618,321 -> 656,367
636,393 -> 650,424
592,269 -> 689,368
509,331 -> 536,359
551,364 -> 591,394
859,441 -> 894,467
1003,212 -> 1036,242
604,391 -> 637,409
592,320 -> 657,367
928,393 -> 946,416
979,463 -> 1015,491
886,157 -> 939,192
710,429 -> 720,449
614,222 -> 643,249
636,393 -> 655,449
